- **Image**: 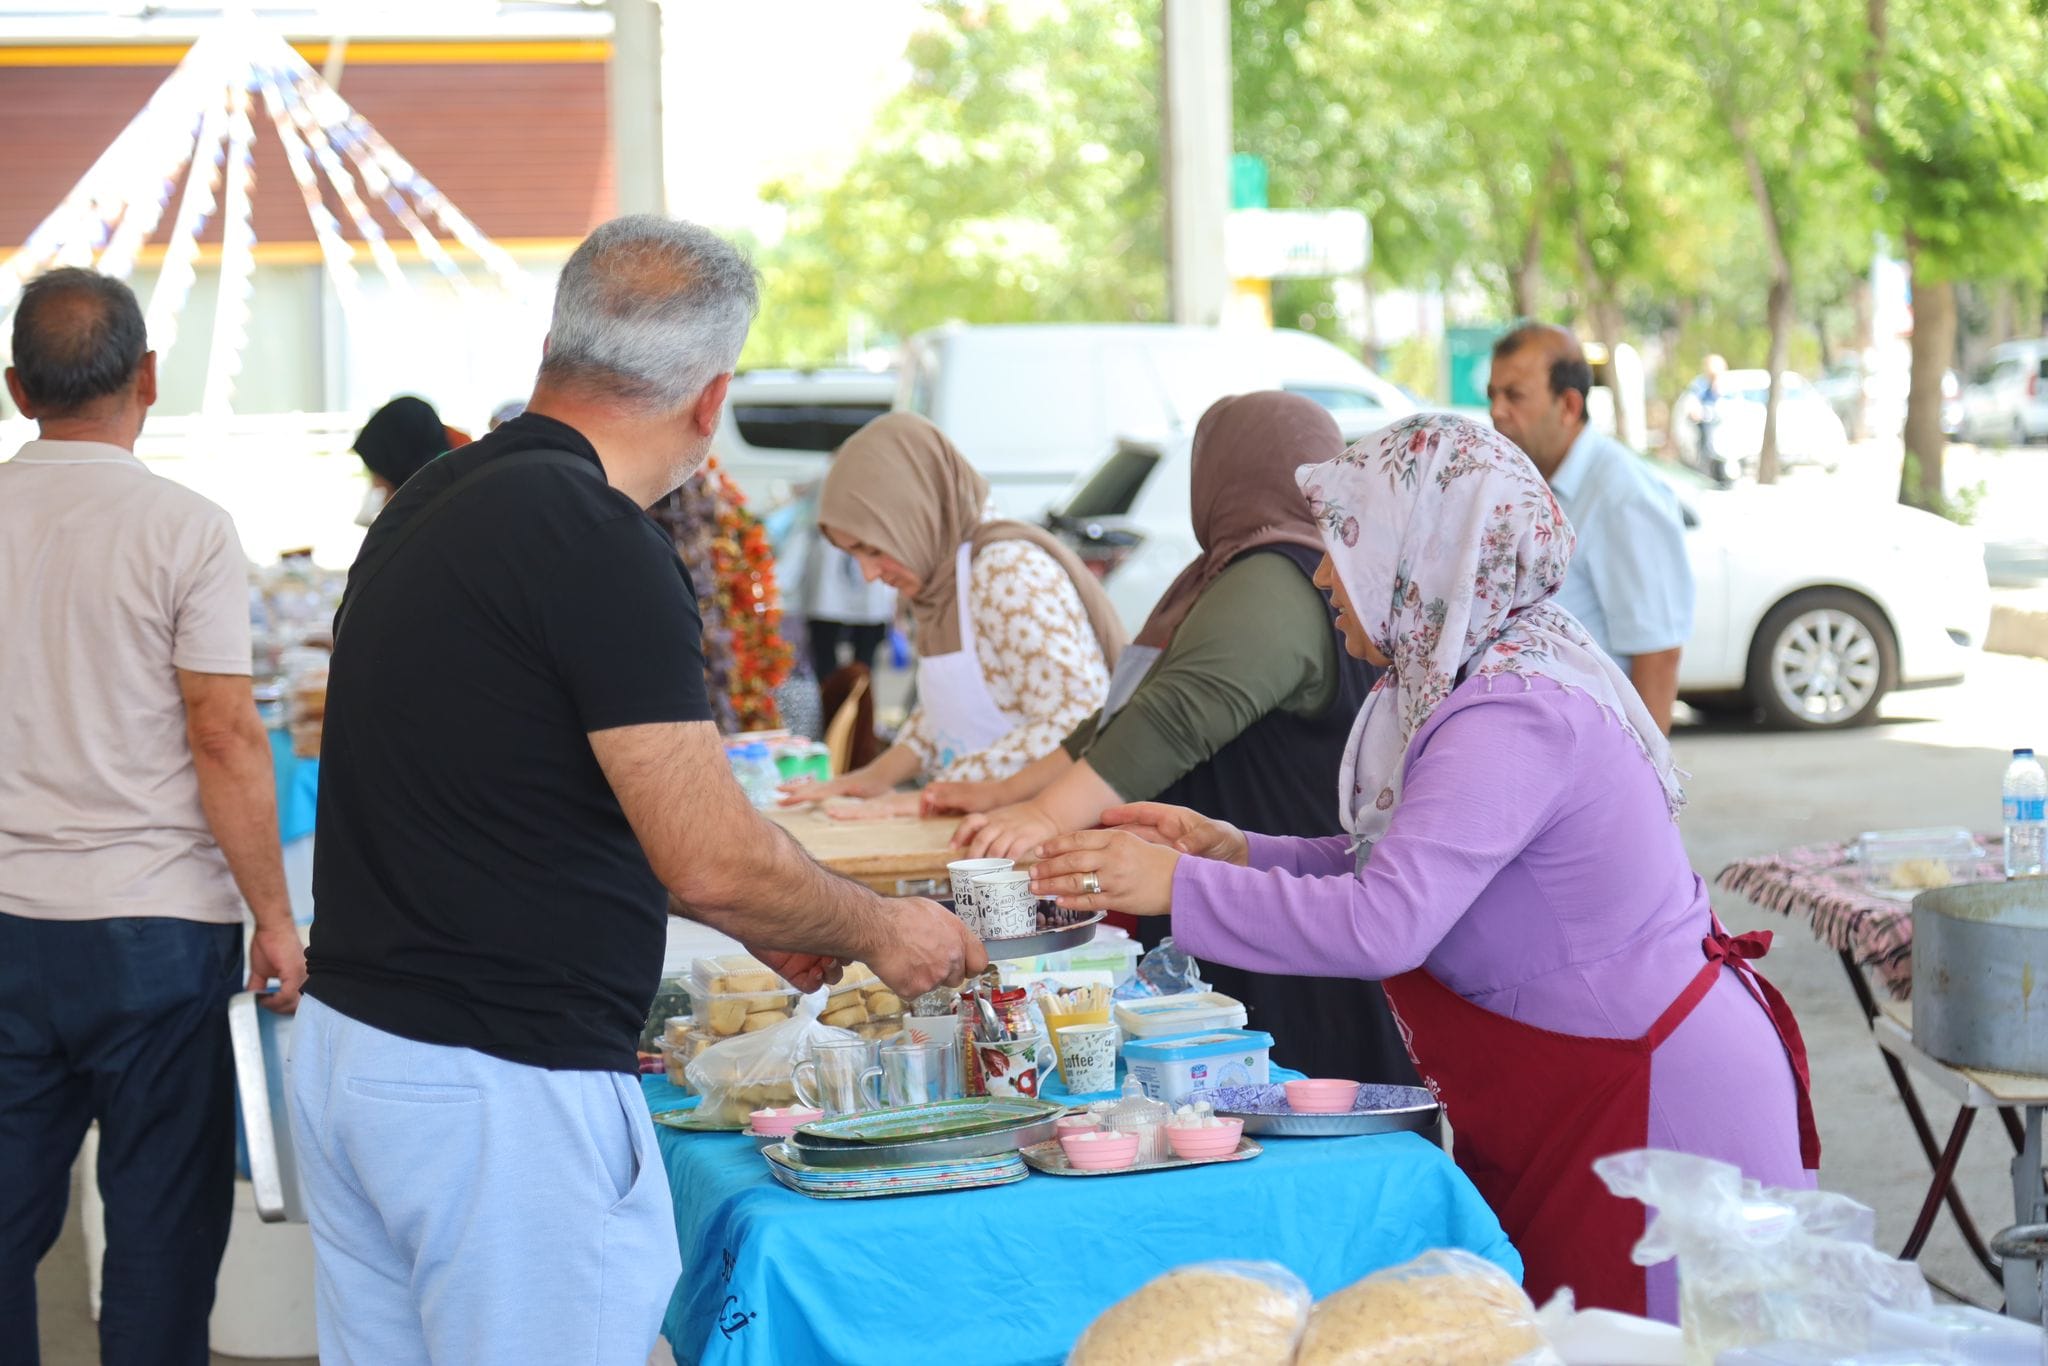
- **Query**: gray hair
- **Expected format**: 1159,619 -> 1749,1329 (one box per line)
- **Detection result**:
10,267 -> 147,415
538,216 -> 759,411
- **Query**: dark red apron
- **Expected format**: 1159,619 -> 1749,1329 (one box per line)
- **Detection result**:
1380,928 -> 1821,1314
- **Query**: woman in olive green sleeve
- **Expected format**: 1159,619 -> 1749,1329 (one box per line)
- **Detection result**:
931,392 -> 1418,1087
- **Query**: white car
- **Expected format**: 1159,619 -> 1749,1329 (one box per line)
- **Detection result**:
900,323 -> 1417,516
1058,438 -> 1989,731
1959,339 -> 2048,447
1670,370 -> 1850,481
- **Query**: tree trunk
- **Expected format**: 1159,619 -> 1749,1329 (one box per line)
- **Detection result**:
1991,282 -> 2018,346
1732,132 -> 1795,484
1901,252 -> 1954,511
1510,212 -> 1543,319
1760,276 -> 1792,484
1849,276 -> 1874,441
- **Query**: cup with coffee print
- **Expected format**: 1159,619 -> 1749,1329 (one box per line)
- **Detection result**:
969,869 -> 1038,939
1055,1023 -> 1120,1097
946,858 -> 1012,934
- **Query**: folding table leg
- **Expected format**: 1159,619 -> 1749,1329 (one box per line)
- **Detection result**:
1903,1108 -> 1977,1260
2008,1107 -> 2048,1322
1838,953 -> 2002,1281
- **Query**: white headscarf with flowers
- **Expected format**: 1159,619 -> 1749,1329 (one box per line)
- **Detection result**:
1298,413 -> 1684,855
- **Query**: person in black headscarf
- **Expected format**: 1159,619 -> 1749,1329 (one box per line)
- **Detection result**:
351,396 -> 470,526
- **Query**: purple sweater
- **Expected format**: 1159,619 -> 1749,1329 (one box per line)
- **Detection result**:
1171,675 -> 1810,1321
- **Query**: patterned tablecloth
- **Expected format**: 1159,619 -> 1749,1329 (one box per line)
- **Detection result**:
1715,838 -> 2005,1001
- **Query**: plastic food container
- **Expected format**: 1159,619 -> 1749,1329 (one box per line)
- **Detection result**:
1121,1029 -> 1273,1105
818,966 -> 910,1040
691,985 -> 802,1038
658,1028 -> 718,1090
688,953 -> 801,1038
1113,992 -> 1249,1040
1848,827 -> 1988,894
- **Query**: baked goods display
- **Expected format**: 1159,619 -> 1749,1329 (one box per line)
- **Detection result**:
1291,1251 -> 1544,1366
1068,1263 -> 1310,1366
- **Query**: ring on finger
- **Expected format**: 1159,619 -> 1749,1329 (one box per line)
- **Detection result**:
1081,872 -> 1102,895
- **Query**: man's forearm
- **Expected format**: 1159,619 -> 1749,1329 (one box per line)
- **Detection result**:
191,732 -> 294,930
673,819 -> 890,961
1629,648 -> 1683,735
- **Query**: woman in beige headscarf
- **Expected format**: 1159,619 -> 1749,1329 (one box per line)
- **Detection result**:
926,392 -> 1419,1088
777,413 -> 1126,817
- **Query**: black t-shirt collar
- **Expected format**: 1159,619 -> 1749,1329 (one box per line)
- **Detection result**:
491,411 -> 607,474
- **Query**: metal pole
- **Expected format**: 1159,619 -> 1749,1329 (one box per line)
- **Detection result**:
607,0 -> 667,216
1161,0 -> 1230,327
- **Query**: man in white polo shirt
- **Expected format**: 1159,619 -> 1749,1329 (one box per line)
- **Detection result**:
1488,322 -> 1694,733
0,267 -> 307,1366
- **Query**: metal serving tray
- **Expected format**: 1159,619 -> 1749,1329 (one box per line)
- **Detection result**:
795,1095 -> 1063,1145
941,898 -> 1106,960
1018,1136 -> 1263,1176
763,1145 -> 1029,1199
786,1101 -> 1064,1169
1197,1083 -> 1441,1138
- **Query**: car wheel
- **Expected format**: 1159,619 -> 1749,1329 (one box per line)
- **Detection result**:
1745,590 -> 1898,730
2014,415 -> 2030,448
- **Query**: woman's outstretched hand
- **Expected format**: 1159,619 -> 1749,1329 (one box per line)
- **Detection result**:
1099,803 -> 1248,866
1029,829 -> 1180,917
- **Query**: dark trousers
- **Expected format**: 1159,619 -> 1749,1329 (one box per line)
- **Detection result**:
806,618 -> 888,686
0,911 -> 241,1366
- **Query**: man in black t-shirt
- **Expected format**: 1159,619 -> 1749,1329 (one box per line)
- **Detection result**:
287,217 -> 986,1366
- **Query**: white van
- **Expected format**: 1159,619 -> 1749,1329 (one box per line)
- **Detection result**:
711,368 -> 895,508
897,323 -> 1415,515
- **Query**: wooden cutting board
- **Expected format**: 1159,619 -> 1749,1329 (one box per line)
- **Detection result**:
766,807 -> 1032,892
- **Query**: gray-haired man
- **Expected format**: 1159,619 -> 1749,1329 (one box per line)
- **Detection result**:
287,216 -> 986,1364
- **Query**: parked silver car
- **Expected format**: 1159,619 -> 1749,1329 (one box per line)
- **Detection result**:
1959,339 -> 2048,446
1670,369 -> 1850,481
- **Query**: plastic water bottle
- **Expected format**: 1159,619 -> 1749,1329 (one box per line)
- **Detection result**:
2004,748 -> 2048,879
731,743 -> 782,809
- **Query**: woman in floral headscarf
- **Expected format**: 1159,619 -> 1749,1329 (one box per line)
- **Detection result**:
1027,414 -> 1817,1322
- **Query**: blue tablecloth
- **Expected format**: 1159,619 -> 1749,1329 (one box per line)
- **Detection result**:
268,727 -> 320,844
642,1077 -> 1519,1366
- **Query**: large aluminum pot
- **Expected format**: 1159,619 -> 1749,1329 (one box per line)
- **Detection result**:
1913,880 -> 2048,1075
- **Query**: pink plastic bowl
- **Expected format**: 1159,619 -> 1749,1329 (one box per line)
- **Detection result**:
748,1106 -> 823,1138
1165,1118 -> 1244,1160
1054,1113 -> 1101,1137
1059,1129 -> 1140,1171
1284,1079 -> 1362,1115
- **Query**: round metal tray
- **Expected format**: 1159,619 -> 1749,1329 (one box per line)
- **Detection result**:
1199,1083 -> 1441,1138
940,899 -> 1106,960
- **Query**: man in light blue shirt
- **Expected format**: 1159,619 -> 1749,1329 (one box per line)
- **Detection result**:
1488,323 -> 1694,732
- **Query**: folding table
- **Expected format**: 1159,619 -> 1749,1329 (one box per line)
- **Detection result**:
1716,837 -> 2047,1307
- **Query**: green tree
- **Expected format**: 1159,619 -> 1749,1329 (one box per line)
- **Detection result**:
1653,0 -> 1872,482
1859,0 -> 2048,511
742,0 -> 1164,368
